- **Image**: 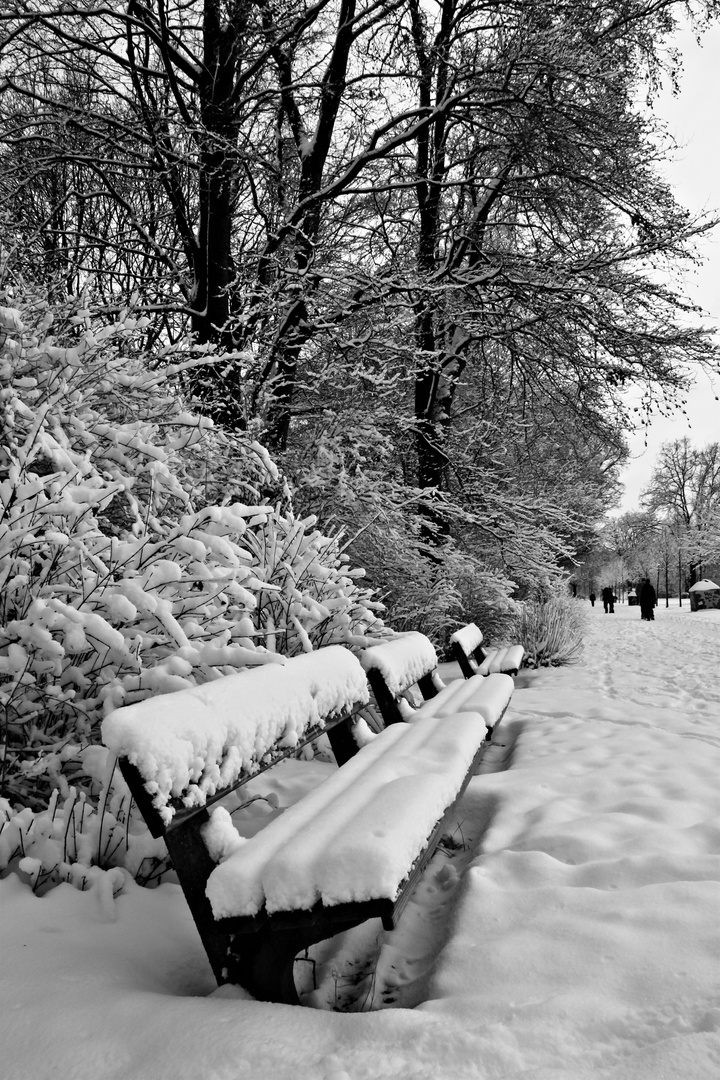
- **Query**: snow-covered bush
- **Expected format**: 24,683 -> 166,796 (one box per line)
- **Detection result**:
516,585 -> 587,667
0,774 -> 167,901
0,296 -> 386,825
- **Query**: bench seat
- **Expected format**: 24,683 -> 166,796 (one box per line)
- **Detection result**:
474,644 -> 525,676
206,709 -> 488,919
412,671 -> 514,731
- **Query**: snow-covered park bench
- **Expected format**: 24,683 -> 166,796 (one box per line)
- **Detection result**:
361,630 -> 514,739
101,643 -> 505,1006
449,622 -> 525,679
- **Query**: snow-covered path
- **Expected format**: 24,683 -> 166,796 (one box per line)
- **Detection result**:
426,604 -> 720,1079
2,602 -> 719,1080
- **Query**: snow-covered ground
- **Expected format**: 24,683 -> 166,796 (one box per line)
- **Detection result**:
2,601 -> 719,1080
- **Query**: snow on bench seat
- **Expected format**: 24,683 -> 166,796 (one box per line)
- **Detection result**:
101,646 -> 369,825
205,709 -> 487,919
475,645 -> 525,675
413,672 -> 514,730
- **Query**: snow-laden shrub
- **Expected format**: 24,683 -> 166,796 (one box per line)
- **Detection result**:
0,742 -> 285,900
0,763 -> 167,902
0,297 -> 386,818
516,586 -> 587,667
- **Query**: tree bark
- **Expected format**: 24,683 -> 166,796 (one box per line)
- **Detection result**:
192,0 -> 242,350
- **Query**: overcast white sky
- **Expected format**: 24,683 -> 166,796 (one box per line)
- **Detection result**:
616,22 -> 720,513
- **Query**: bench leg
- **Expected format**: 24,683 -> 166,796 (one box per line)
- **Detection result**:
227,929 -> 304,1004
326,715 -> 359,766
225,915 -> 367,1005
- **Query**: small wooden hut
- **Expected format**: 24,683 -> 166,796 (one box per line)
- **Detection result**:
688,579 -> 720,611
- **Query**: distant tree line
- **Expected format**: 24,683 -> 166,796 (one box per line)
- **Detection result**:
584,438 -> 720,601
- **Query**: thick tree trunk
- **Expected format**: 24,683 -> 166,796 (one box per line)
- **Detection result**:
186,0 -> 245,424
192,0 -> 240,351
410,0 -> 455,535
263,295 -> 310,451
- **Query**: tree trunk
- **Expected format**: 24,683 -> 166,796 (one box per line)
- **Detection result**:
184,1 -> 246,425
192,0 -> 241,353
258,0 -> 356,450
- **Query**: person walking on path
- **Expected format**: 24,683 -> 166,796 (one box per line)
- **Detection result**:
639,577 -> 657,621
601,586 -> 615,613
589,592 -> 596,607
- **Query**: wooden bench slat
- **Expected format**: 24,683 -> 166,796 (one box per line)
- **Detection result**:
218,895 -> 394,936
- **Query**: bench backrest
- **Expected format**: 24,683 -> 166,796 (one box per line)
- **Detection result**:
360,631 -> 444,724
449,622 -> 486,677
102,646 -> 370,837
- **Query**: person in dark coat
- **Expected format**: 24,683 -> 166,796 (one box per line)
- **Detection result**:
589,592 -> 596,607
601,586 -> 614,613
639,577 -> 657,621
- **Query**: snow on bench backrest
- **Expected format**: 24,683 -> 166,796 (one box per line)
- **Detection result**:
449,623 -> 484,655
359,632 -> 438,694
102,646 -> 369,825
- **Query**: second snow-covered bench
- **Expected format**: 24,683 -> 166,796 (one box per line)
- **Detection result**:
102,645 -> 495,1006
450,622 -> 525,678
360,630 -> 514,738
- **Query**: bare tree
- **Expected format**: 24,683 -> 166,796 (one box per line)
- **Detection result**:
641,438 -> 720,583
